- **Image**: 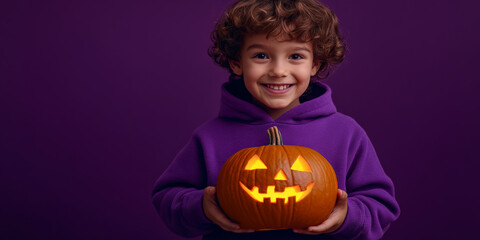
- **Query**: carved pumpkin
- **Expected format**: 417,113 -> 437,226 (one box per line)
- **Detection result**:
216,126 -> 338,230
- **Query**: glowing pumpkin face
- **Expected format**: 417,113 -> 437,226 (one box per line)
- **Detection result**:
216,126 -> 338,230
240,154 -> 314,204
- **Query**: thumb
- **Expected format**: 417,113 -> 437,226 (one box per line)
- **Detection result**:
337,189 -> 348,202
205,186 -> 216,196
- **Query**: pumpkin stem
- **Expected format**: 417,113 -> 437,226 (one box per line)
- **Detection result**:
268,126 -> 283,145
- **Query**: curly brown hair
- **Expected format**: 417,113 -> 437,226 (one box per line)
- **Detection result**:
208,0 -> 345,81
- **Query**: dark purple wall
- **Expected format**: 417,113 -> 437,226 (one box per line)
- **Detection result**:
1,0 -> 479,239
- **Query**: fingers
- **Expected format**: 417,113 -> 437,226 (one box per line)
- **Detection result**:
203,187 -> 254,233
293,189 -> 349,235
293,228 -> 318,235
293,216 -> 339,234
229,228 -> 256,233
306,214 -> 340,233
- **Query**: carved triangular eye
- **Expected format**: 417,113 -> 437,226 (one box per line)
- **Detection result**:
290,155 -> 312,172
244,154 -> 267,170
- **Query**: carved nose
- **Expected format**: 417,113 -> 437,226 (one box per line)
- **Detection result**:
274,169 -> 288,180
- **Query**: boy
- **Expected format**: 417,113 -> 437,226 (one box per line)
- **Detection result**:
152,0 -> 400,239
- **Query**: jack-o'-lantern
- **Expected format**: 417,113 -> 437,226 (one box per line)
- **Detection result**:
216,126 -> 338,230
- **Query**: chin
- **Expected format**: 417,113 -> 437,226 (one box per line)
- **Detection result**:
264,102 -> 292,110
268,105 -> 289,110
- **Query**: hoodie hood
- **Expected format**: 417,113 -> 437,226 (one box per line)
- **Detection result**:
218,81 -> 337,124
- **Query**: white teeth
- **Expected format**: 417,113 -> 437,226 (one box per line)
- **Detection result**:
266,84 -> 291,90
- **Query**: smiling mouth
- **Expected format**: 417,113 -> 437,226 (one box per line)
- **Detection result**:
263,84 -> 293,90
239,182 -> 314,204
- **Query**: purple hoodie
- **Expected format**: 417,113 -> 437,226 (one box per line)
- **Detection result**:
152,81 -> 400,240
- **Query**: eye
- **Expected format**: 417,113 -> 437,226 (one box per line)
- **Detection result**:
244,154 -> 268,170
253,53 -> 268,59
290,155 -> 312,172
289,54 -> 304,60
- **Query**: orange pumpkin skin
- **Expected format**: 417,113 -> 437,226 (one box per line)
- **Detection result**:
216,127 -> 338,230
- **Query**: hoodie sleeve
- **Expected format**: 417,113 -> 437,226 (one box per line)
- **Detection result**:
327,128 -> 400,240
152,134 -> 217,237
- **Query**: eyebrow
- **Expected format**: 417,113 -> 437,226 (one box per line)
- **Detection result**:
291,47 -> 312,53
245,44 -> 312,53
245,44 -> 266,51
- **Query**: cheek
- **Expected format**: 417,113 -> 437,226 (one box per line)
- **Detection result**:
294,66 -> 314,80
292,68 -> 311,89
243,68 -> 265,97
243,63 -> 265,81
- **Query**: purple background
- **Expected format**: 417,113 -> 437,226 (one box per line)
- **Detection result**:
1,0 -> 479,239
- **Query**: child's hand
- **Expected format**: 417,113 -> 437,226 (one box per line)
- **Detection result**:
293,189 -> 348,235
203,186 -> 255,233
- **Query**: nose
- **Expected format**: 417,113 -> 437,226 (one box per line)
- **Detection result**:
268,60 -> 288,78
274,169 -> 288,180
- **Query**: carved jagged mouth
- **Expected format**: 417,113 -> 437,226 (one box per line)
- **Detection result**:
239,182 -> 314,204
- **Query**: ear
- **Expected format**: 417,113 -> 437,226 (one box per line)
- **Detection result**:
228,59 -> 243,75
310,60 -> 322,76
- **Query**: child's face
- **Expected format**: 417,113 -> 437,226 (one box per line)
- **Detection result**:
229,33 -> 319,117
